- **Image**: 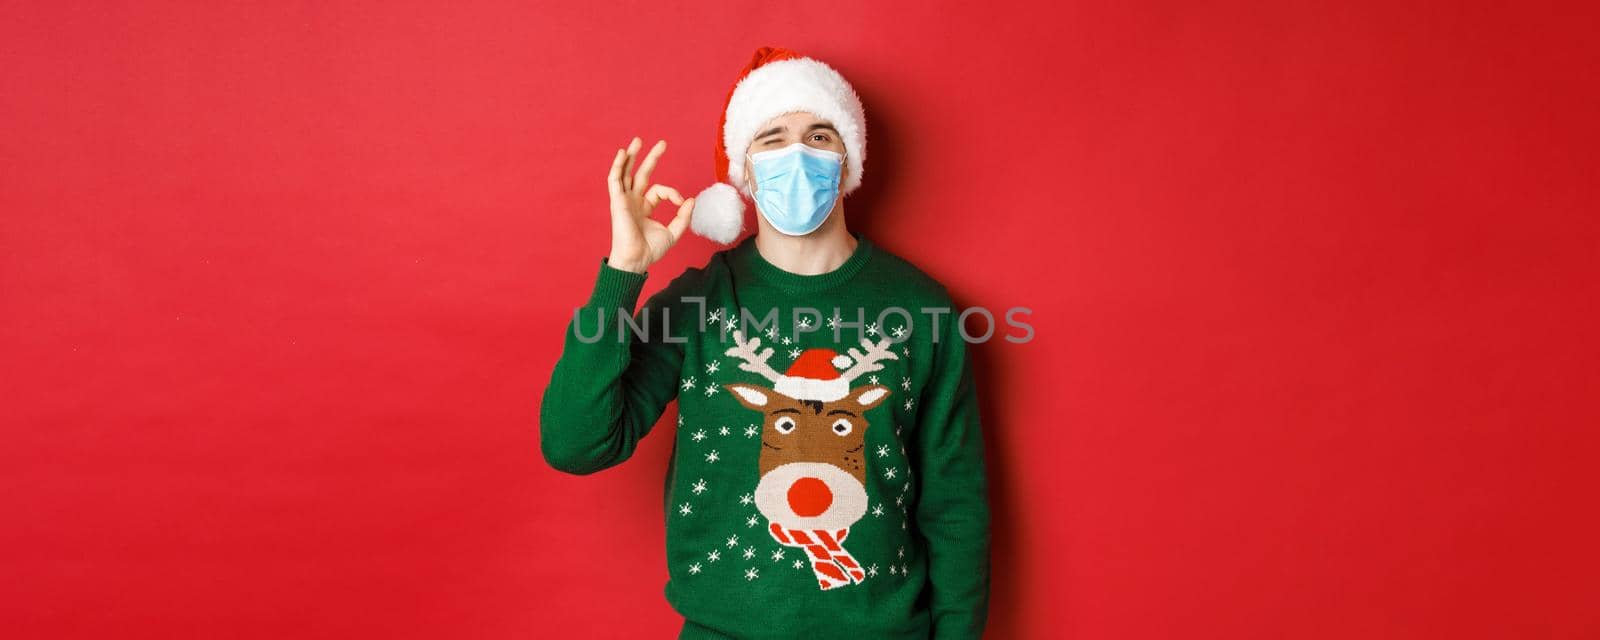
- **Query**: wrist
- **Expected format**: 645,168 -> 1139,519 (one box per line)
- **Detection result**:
606,253 -> 648,274
589,257 -> 648,309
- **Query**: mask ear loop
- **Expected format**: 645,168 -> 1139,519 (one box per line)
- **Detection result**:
838,150 -> 847,192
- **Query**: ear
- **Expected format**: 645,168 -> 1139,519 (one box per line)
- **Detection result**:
846,385 -> 891,411
726,383 -> 774,410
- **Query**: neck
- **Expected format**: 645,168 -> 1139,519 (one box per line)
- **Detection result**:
753,202 -> 858,275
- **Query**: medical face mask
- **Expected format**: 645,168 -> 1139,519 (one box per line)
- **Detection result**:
748,142 -> 844,236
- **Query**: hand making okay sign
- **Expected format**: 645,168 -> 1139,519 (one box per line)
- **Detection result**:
606,136 -> 695,274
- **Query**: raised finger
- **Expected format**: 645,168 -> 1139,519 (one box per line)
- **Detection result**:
607,148 -> 627,200
633,140 -> 667,192
621,136 -> 642,191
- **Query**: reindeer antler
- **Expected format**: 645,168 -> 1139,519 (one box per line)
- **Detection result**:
724,330 -> 785,383
839,336 -> 899,382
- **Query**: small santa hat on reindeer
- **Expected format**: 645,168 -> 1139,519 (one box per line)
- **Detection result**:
724,330 -> 897,408
689,46 -> 869,244
774,348 -> 859,402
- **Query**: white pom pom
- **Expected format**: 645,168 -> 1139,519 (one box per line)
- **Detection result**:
831,354 -> 853,369
690,182 -> 745,244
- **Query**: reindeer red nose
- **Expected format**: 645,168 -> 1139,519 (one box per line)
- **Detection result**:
787,477 -> 833,517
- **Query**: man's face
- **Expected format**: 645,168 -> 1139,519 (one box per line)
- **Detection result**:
742,110 -> 849,196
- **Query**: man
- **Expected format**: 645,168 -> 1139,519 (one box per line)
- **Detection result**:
540,46 -> 991,639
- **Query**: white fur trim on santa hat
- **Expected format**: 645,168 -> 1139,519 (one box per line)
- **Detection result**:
722,57 -> 866,201
690,181 -> 745,244
774,375 -> 850,403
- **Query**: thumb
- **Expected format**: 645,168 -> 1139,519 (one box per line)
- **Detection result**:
666,197 -> 696,242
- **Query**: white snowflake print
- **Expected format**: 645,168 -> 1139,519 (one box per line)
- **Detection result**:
678,503 -> 693,516
743,425 -> 757,438
703,385 -> 718,397
704,450 -> 721,463
739,493 -> 754,506
744,567 -> 760,581
742,546 -> 756,560
888,565 -> 898,576
902,346 -> 911,357
688,562 -> 702,575
707,550 -> 721,562
898,546 -> 906,559
681,377 -> 696,391
771,548 -> 786,562
780,336 -> 791,345
691,429 -> 707,442
746,514 -> 760,527
723,318 -> 737,332
896,495 -> 905,507
876,444 -> 891,458
787,348 -> 801,359
691,479 -> 708,495
884,467 -> 898,480
798,317 -> 813,329
895,426 -> 903,437
891,325 -> 906,338
872,504 -> 885,517
792,559 -> 806,570
902,520 -> 908,530
901,377 -> 911,390
903,398 -> 915,411
677,415 -> 684,426
867,564 -> 880,577
718,426 -> 731,436
705,361 -> 720,374
866,322 -> 879,336
764,326 -> 777,339
903,481 -> 912,494
868,374 -> 879,384
707,309 -> 722,324
826,315 -> 839,329
726,534 -> 740,548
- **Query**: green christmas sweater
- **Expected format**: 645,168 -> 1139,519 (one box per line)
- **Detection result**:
540,234 -> 991,639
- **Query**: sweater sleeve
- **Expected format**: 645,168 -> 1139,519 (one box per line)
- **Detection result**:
538,258 -> 685,475
911,308 -> 993,639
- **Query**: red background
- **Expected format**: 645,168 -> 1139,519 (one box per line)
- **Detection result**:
3,1 -> 1597,638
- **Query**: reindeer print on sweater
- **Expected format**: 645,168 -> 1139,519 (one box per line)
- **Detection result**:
542,237 -> 992,636
721,329 -> 897,591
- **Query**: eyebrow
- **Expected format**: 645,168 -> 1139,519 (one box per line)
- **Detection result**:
772,408 -> 801,415
755,123 -> 839,142
826,409 -> 857,417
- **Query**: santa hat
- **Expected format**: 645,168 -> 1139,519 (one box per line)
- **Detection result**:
690,46 -> 868,244
774,348 -> 857,402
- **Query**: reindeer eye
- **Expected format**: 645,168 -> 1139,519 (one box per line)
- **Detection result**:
774,416 -> 797,434
831,419 -> 853,436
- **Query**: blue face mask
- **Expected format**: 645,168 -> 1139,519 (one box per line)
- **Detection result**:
749,142 -> 844,236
